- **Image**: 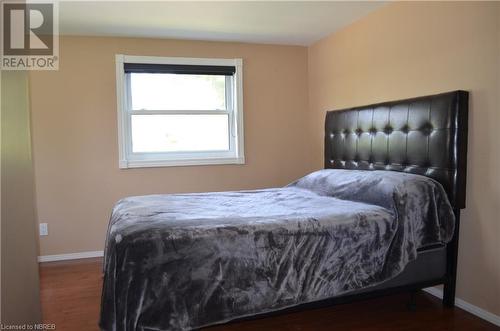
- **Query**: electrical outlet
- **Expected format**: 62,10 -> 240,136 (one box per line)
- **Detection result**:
39,223 -> 48,236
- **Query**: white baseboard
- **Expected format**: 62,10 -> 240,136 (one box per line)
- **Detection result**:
424,287 -> 500,327
38,250 -> 104,262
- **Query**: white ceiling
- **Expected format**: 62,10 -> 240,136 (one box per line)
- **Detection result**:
59,1 -> 385,46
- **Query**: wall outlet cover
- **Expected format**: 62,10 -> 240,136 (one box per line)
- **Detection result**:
39,223 -> 48,236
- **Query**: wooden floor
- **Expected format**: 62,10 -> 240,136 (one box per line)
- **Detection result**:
40,258 -> 499,331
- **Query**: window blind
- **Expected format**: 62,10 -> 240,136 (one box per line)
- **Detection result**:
124,63 -> 236,76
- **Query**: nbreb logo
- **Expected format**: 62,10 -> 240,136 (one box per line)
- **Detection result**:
1,1 -> 59,70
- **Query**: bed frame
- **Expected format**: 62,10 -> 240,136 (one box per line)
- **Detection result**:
227,91 -> 469,327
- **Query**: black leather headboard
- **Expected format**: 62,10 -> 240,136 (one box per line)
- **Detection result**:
325,91 -> 468,209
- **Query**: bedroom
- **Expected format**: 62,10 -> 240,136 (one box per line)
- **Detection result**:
1,1 -> 499,330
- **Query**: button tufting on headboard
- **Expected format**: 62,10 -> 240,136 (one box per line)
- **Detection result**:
324,91 -> 469,209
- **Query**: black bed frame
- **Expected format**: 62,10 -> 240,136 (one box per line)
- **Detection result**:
223,91 -> 469,328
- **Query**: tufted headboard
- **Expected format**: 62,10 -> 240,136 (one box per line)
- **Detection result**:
324,91 -> 468,209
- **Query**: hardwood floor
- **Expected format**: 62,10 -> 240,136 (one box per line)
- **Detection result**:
40,258 -> 103,331
40,258 -> 499,331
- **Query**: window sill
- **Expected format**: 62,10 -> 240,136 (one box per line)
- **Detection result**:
119,156 -> 245,169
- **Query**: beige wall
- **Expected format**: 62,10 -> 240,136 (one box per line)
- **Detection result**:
1,72 -> 42,323
308,1 -> 500,316
29,36 -> 313,256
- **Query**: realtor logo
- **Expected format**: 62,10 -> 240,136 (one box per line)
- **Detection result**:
1,1 -> 59,70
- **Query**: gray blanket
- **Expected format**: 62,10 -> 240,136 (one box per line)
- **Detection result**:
100,170 -> 454,331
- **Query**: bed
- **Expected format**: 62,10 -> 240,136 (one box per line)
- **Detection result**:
100,90 -> 468,331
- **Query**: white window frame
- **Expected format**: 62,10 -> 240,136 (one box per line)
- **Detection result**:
115,54 -> 245,169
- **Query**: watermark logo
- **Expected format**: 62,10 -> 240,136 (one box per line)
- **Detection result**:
0,323 -> 56,330
1,1 -> 59,70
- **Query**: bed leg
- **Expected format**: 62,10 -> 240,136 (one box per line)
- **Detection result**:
407,291 -> 417,311
406,291 -> 417,311
443,209 -> 460,308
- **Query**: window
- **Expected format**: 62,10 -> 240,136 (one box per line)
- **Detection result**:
115,55 -> 244,168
